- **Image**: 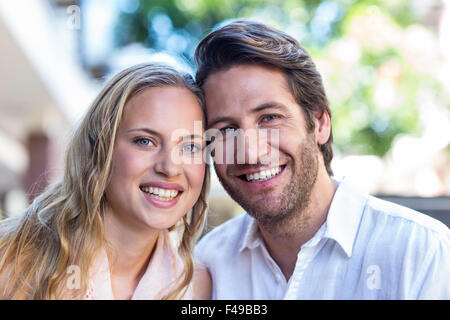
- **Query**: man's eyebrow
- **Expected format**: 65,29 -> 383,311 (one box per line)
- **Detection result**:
208,102 -> 288,127
251,102 -> 289,113
207,116 -> 236,128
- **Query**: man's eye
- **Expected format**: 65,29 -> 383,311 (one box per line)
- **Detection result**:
262,114 -> 280,122
219,126 -> 237,134
135,138 -> 154,147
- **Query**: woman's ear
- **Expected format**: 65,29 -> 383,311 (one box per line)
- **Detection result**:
314,111 -> 331,145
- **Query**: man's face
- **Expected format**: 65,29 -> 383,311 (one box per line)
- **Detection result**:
204,64 -> 320,226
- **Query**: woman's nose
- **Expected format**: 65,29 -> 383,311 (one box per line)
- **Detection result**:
153,148 -> 182,178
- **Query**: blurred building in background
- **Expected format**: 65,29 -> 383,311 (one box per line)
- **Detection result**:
0,0 -> 97,218
0,0 -> 449,226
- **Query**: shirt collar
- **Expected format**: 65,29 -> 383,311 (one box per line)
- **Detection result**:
239,214 -> 262,252
322,178 -> 367,258
238,178 -> 367,258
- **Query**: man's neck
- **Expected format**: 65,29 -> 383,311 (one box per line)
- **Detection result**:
258,173 -> 337,281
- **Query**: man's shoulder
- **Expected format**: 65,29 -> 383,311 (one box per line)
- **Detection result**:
336,178 -> 448,236
357,194 -> 450,259
359,195 -> 450,298
196,212 -> 251,255
364,195 -> 449,236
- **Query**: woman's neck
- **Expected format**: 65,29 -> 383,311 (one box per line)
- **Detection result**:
102,210 -> 160,298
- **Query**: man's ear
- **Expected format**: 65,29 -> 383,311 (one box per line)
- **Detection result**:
314,111 -> 331,145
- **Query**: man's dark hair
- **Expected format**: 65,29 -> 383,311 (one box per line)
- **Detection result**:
195,19 -> 334,176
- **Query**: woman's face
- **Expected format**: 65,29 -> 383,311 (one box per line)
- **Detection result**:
105,86 -> 205,232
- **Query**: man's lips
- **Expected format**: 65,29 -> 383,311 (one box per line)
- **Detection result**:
231,165 -> 286,190
233,164 -> 286,178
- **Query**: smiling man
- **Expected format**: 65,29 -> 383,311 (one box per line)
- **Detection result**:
194,20 -> 450,299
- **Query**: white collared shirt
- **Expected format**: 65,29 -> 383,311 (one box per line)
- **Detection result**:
195,179 -> 450,299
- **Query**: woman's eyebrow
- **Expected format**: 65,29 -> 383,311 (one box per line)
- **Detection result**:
126,128 -> 162,139
185,134 -> 204,140
128,129 -> 204,143
177,134 -> 204,143
127,128 -> 161,137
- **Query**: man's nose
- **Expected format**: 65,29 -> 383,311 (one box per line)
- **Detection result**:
235,128 -> 273,165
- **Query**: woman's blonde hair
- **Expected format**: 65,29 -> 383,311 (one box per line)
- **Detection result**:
0,63 -> 210,299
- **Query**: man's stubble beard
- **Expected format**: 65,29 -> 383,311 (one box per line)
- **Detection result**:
215,134 -> 319,238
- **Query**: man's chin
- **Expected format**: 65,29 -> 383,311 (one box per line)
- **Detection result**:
247,208 -> 284,224
240,199 -> 285,222
218,176 -> 288,219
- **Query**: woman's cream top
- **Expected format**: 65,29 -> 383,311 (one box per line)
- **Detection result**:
84,230 -> 191,300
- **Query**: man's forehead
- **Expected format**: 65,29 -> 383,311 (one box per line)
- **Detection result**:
203,65 -> 296,123
204,64 -> 285,86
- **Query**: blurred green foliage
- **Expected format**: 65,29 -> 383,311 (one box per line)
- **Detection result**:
114,0 -> 449,157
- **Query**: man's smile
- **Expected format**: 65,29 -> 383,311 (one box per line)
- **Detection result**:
236,164 -> 286,182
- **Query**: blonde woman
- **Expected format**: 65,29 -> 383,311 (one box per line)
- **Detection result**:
0,63 -> 211,299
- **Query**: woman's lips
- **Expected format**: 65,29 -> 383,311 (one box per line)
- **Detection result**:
141,188 -> 182,209
139,180 -> 184,209
140,181 -> 184,191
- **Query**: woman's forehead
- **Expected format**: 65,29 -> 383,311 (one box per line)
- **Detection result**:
121,86 -> 205,134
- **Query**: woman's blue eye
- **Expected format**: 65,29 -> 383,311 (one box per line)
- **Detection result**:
182,144 -> 200,153
135,138 -> 153,146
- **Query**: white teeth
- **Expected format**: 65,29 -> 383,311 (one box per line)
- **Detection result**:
245,166 -> 282,182
140,186 -> 179,201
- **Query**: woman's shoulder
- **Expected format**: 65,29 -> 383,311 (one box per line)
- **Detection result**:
0,255 -> 29,299
192,261 -> 211,300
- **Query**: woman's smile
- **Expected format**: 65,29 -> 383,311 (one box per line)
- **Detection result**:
139,181 -> 184,208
